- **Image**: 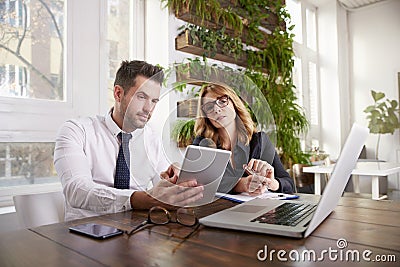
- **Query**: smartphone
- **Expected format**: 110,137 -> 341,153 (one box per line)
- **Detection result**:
69,223 -> 123,239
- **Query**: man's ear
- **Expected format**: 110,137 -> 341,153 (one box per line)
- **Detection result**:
114,85 -> 124,102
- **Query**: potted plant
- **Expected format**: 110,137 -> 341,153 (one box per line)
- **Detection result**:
171,119 -> 196,147
364,90 -> 400,159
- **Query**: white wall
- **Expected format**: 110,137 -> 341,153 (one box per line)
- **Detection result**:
349,0 -> 400,189
144,0 -> 170,136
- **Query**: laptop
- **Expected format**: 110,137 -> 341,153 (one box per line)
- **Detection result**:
178,145 -> 231,206
200,123 -> 369,238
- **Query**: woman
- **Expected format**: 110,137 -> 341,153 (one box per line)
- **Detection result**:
193,84 -> 294,195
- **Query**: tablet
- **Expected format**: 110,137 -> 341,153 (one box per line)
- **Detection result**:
177,145 -> 231,205
69,223 -> 123,239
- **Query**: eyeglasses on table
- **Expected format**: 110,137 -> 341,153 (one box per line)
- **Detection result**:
125,206 -> 200,240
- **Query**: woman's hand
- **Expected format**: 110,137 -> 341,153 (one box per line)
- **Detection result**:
234,175 -> 269,196
247,159 -> 272,177
243,159 -> 280,192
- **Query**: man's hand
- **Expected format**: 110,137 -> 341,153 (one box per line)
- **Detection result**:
149,178 -> 204,207
131,163 -> 204,209
160,163 -> 180,181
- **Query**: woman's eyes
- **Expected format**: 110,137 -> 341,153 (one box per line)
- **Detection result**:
217,99 -> 228,105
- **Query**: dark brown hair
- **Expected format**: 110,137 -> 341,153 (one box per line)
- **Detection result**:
114,60 -> 164,92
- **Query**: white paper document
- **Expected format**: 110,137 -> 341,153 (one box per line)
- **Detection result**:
215,192 -> 299,203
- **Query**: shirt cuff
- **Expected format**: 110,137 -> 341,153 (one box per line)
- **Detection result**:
115,189 -> 135,211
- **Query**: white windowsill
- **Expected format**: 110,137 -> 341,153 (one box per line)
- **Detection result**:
0,206 -> 16,215
0,182 -> 62,208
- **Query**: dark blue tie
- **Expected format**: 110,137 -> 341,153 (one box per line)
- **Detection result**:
114,132 -> 132,189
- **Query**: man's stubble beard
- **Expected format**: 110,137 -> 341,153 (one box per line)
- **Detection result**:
123,111 -> 151,132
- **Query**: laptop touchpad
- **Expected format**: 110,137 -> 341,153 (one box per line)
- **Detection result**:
231,205 -> 266,213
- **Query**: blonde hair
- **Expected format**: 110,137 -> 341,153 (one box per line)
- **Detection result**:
194,83 -> 256,146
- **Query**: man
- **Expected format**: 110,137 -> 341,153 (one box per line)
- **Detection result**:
54,60 -> 204,220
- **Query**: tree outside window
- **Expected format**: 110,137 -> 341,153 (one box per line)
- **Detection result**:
0,0 -> 64,100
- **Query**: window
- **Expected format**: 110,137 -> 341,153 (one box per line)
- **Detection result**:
0,0 -> 144,207
0,0 -> 24,27
287,0 -> 302,44
0,0 -> 66,207
308,61 -> 318,125
0,143 -> 56,187
0,64 -> 28,97
292,57 -> 303,108
105,0 -> 138,107
0,0 -> 64,101
286,0 -> 320,151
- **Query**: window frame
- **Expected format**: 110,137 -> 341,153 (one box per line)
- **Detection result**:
0,0 -> 147,208
290,0 -> 321,151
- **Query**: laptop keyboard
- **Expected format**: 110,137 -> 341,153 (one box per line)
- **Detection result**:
250,203 -> 317,226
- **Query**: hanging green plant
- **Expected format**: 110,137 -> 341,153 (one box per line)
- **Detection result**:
162,0 -> 244,33
180,24 -> 244,60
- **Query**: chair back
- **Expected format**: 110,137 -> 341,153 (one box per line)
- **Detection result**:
13,191 -> 65,228
292,163 -> 315,190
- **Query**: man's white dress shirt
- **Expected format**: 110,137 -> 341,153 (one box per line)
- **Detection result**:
54,110 -> 169,220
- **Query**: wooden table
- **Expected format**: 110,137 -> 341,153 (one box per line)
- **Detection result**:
303,162 -> 400,200
1,195 -> 399,266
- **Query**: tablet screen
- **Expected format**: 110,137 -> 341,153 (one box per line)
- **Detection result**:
177,145 -> 231,205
